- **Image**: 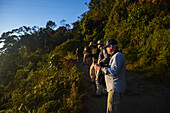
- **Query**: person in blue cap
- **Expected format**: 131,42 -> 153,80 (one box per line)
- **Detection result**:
95,39 -> 126,113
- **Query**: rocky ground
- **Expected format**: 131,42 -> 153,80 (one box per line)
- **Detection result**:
76,61 -> 170,113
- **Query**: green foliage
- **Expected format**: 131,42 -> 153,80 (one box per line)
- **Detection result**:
0,20 -> 73,86
52,39 -> 83,57
0,51 -> 84,113
65,51 -> 75,60
0,21 -> 85,112
103,0 -> 169,76
79,0 -> 115,42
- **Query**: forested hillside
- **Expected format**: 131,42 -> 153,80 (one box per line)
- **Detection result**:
0,0 -> 169,112
79,0 -> 169,82
0,20 -> 85,112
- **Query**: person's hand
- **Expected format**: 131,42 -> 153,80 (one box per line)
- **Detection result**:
94,64 -> 101,70
85,53 -> 89,55
103,64 -> 107,67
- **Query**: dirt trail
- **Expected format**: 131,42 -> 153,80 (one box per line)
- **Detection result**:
76,61 -> 170,113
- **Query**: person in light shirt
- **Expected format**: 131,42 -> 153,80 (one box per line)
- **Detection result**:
95,39 -> 126,113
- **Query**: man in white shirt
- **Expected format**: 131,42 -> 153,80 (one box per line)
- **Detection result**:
95,39 -> 126,113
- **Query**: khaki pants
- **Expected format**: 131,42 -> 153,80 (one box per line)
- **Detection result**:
83,55 -> 88,64
89,62 -> 96,82
107,90 -> 121,113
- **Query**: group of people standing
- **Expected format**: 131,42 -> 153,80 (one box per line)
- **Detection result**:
76,39 -> 126,113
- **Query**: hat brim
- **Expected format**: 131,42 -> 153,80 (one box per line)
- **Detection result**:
103,45 -> 110,48
88,44 -> 95,47
96,43 -> 104,45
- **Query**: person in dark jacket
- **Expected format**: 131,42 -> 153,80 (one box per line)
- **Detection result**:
83,47 -> 89,64
96,40 -> 109,96
76,48 -> 81,62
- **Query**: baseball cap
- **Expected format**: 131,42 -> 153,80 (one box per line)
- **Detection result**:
97,40 -> 104,45
104,39 -> 118,48
88,41 -> 95,47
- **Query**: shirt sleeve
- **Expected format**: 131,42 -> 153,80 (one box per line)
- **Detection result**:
103,53 -> 122,77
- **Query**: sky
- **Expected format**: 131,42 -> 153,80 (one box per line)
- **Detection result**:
0,0 -> 90,48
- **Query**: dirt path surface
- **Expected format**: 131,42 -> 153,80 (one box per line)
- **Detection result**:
76,62 -> 170,113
